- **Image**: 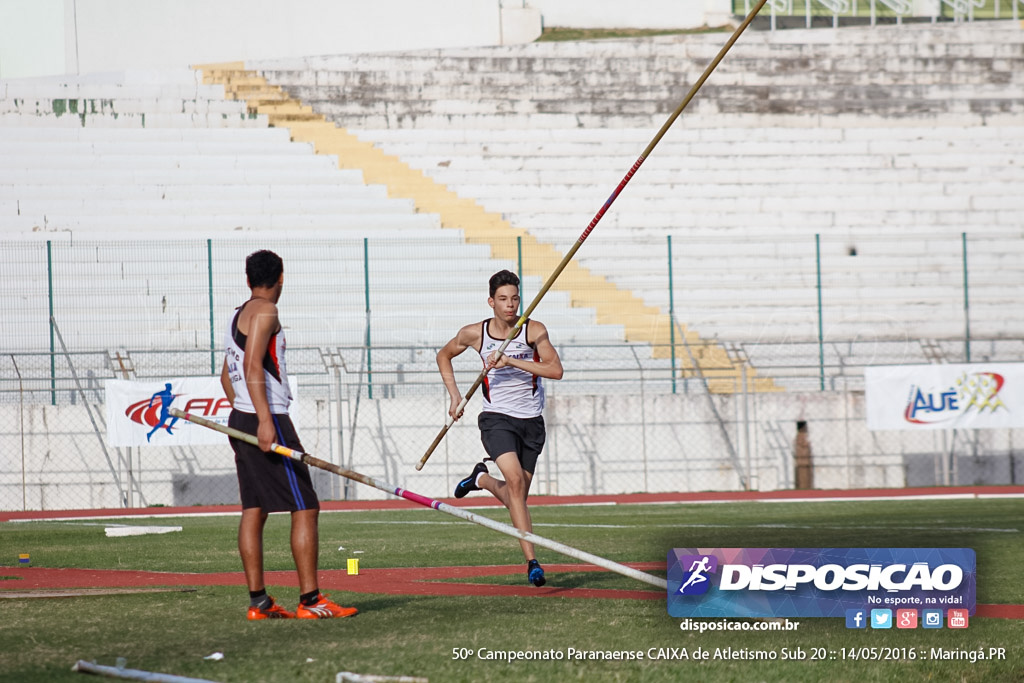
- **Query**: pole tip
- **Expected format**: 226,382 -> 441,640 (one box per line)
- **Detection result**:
415,461 -> 424,471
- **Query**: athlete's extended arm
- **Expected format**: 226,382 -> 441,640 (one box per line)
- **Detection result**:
436,323 -> 482,421
243,299 -> 279,451
488,321 -> 563,380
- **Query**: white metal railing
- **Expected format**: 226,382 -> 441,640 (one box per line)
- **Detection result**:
870,0 -> 912,25
752,0 -> 1020,27
816,0 -> 852,17
997,0 -> 1024,19
940,0 -> 986,20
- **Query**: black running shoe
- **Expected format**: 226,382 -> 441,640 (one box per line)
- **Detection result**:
454,462 -> 488,499
528,559 -> 546,587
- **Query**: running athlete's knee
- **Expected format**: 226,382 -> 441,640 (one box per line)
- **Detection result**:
504,475 -> 528,499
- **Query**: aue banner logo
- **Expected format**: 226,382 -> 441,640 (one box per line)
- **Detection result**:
667,548 -> 975,619
866,363 -> 1024,431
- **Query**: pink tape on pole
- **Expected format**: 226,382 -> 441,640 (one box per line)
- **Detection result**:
396,488 -> 440,509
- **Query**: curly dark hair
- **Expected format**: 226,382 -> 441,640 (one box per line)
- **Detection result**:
245,250 -> 283,289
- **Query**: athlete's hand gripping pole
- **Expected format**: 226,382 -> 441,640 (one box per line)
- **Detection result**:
415,330 -> 519,471
415,0 -> 769,471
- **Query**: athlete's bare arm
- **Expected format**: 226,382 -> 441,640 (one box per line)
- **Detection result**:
220,358 -> 235,407
240,298 -> 280,451
436,323 -> 483,421
488,321 -> 563,380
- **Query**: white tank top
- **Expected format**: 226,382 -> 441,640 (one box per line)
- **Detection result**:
224,301 -> 292,414
479,319 -> 544,419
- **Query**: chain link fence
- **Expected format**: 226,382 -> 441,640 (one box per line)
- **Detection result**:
1,236 -> 1021,511
3,344 -> 1022,512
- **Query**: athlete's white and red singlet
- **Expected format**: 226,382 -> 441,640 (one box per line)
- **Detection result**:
479,319 -> 545,419
224,301 -> 292,413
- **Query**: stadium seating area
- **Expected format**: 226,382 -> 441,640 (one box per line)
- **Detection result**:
2,21 -> 1023,392
0,72 -> 631,360
242,21 -> 1024,368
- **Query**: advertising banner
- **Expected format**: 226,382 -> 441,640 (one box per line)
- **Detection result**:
105,376 -> 298,446
865,363 -> 1024,431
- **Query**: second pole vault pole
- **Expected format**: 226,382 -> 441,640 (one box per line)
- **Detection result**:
416,0 -> 770,471
170,407 -> 667,590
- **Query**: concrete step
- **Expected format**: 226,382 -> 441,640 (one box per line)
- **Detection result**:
0,168 -> 366,185
0,126 -> 292,143
0,153 -> 340,172
0,183 -> 388,201
0,111 -> 270,129
0,212 -> 442,232
416,165 -> 1024,186
259,57 -> 1024,90
355,124 -> 1024,144
368,137 -> 1024,159
1,197 -> 418,217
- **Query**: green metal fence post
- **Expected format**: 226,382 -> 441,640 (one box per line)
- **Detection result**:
517,235 -> 524,317
47,240 -> 56,405
815,233 -> 824,391
363,237 -> 373,399
207,239 -> 216,375
668,235 -> 677,395
962,231 -> 970,362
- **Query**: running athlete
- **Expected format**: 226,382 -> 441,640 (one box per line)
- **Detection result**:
220,250 -> 357,620
436,270 -> 563,587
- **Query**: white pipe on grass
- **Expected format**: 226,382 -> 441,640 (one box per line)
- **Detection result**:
72,659 -> 220,683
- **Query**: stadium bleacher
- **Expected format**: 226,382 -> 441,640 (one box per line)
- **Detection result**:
238,21 -> 1023,367
2,21 -> 1022,391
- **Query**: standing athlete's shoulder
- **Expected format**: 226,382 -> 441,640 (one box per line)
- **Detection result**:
244,298 -> 280,331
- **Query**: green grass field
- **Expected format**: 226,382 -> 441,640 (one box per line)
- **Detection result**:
1,498 -> 1022,682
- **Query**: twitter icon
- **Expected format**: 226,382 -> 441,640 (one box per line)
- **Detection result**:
870,609 -> 893,629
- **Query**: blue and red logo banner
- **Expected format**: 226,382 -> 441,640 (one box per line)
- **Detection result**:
667,548 -> 975,619
866,363 -> 1024,431
105,376 -> 298,446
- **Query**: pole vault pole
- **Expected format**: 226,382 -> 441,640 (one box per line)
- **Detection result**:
416,0 -> 770,471
170,408 -> 667,590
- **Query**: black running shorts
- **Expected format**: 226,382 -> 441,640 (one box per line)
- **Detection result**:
229,410 -> 319,512
478,411 -> 546,475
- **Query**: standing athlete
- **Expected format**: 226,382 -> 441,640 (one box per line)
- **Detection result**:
436,270 -> 563,587
220,249 -> 357,620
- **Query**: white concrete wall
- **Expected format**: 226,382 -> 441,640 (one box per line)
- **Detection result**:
0,0 -> 67,78
0,0 -> 742,80
0,0 -> 504,78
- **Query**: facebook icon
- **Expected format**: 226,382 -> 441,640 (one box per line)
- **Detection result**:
845,609 -> 867,629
